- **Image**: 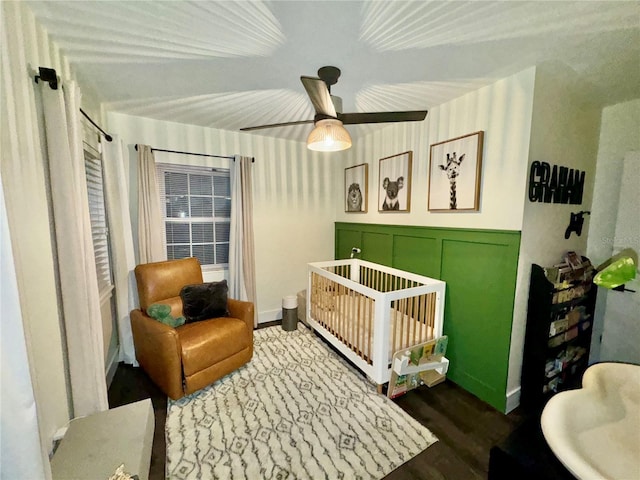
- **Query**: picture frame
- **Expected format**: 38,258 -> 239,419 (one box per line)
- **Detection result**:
344,163 -> 368,213
378,151 -> 412,212
428,131 -> 483,212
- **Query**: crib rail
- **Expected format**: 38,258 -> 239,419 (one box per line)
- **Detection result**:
319,261 -> 425,293
359,264 -> 422,292
308,259 -> 446,385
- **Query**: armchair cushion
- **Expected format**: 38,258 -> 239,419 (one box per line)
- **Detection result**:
180,280 -> 230,323
148,295 -> 183,319
178,317 -> 251,376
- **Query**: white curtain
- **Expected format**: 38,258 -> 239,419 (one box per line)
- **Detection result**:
0,171 -> 52,479
41,81 -> 109,417
137,144 -> 166,263
229,155 -> 257,326
103,137 -> 138,365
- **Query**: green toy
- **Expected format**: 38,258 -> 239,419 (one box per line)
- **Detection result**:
147,303 -> 186,328
594,248 -> 638,290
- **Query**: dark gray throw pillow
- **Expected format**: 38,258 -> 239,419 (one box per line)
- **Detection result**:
180,280 -> 230,323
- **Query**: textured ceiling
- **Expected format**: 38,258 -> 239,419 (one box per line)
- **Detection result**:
27,1 -> 640,143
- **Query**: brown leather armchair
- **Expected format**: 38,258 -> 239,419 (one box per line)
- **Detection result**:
130,257 -> 254,399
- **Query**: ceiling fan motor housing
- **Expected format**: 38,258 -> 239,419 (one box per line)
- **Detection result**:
318,66 -> 341,90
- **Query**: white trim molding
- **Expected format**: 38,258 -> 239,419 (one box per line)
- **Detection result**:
505,386 -> 521,413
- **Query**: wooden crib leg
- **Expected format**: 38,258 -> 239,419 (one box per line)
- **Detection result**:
376,384 -> 384,395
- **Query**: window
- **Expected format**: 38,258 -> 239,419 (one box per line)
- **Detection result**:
84,144 -> 114,296
156,163 -> 231,269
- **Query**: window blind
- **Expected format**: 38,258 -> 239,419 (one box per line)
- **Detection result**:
83,145 -> 113,295
156,163 -> 231,269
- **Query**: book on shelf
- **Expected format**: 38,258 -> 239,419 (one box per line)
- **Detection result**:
546,253 -> 594,285
565,251 -> 583,270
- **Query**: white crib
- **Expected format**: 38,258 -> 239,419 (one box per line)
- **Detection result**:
307,259 -> 446,389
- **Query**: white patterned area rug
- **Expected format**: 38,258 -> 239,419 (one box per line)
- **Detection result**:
166,325 -> 438,480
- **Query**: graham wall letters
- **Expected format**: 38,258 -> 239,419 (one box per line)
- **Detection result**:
528,161 -> 585,204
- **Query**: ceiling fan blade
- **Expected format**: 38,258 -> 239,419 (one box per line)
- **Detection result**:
301,76 -> 337,118
240,119 -> 314,132
338,110 -> 428,125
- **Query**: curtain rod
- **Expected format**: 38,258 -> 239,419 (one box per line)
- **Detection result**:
80,108 -> 112,142
34,66 -> 113,142
135,144 -> 254,162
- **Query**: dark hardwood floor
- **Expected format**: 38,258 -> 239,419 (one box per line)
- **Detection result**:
108,363 -> 168,480
108,324 -> 526,480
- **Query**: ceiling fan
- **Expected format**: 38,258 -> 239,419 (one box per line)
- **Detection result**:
240,66 -> 428,151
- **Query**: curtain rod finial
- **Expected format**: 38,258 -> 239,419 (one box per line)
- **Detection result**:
35,67 -> 58,90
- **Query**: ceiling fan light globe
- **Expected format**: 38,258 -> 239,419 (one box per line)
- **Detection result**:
307,119 -> 352,152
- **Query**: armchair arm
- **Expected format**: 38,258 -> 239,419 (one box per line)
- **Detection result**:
130,309 -> 184,400
227,298 -> 255,334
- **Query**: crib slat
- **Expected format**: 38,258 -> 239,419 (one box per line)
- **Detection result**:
348,290 -> 352,351
407,295 -> 413,348
411,294 -> 417,345
335,278 -> 340,336
339,282 -> 343,340
356,295 -> 362,359
367,297 -> 373,364
320,273 -> 325,329
326,275 -> 332,333
432,292 -> 436,329
352,289 -> 357,353
431,292 -> 437,330
320,274 -> 326,329
420,293 -> 427,340
404,297 -> 411,349
341,284 -> 347,344
400,298 -> 406,351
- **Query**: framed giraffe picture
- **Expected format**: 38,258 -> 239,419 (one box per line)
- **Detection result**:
428,131 -> 484,212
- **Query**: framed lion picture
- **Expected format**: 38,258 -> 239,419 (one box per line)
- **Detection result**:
345,163 -> 368,213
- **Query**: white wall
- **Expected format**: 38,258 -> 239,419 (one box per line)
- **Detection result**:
0,0 -> 103,456
509,66 -> 602,403
587,99 -> 640,363
337,67 -> 536,232
107,112 -> 340,322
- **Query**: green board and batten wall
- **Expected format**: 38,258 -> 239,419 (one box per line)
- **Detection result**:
335,222 -> 521,412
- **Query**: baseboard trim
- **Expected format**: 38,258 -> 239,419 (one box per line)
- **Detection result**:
258,308 -> 282,324
505,387 -> 521,414
105,348 -> 119,388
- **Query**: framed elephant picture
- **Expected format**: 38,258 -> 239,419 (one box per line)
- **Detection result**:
345,163 -> 368,213
378,151 -> 412,212
428,131 -> 483,212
